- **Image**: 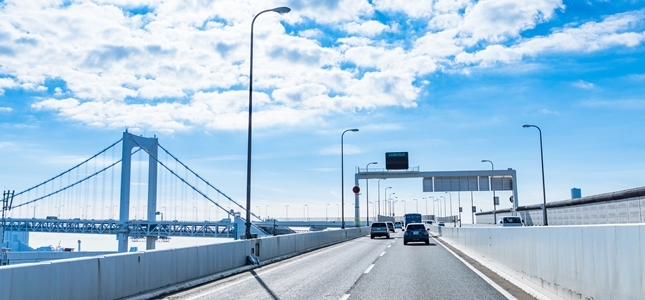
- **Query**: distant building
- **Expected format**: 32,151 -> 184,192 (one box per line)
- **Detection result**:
2,231 -> 33,251
571,188 -> 582,199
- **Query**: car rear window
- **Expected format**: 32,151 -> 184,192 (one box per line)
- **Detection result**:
504,217 -> 521,223
372,223 -> 386,228
407,224 -> 425,230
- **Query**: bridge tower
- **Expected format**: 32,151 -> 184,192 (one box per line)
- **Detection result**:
117,131 -> 159,252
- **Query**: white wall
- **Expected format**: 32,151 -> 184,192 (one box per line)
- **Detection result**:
432,224 -> 645,300
0,227 -> 369,300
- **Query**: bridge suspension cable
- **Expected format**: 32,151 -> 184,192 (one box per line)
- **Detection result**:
127,137 -> 260,221
157,144 -> 261,221
13,138 -> 123,198
12,148 -> 141,209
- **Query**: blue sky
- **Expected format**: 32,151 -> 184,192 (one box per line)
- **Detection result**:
1,0 -> 645,226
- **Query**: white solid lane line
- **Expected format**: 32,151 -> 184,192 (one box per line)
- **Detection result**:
339,294 -> 350,300
364,264 -> 375,274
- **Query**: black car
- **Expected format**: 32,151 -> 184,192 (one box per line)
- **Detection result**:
403,223 -> 430,245
370,222 -> 390,239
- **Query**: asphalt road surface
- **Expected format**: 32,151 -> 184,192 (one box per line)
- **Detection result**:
157,230 -> 523,300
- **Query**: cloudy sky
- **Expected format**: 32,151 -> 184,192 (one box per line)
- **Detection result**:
1,0 -> 645,226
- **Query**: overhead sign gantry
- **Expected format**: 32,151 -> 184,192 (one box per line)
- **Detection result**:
352,168 -> 518,227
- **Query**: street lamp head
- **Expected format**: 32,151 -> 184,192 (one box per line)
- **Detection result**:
271,6 -> 291,14
481,159 -> 488,162
349,128 -> 359,132
523,124 -> 533,128
370,161 -> 377,165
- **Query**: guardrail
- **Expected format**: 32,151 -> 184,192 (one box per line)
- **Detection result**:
430,224 -> 644,300
0,227 -> 369,299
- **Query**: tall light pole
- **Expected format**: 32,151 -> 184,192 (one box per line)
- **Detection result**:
434,198 -> 440,220
482,159 -> 496,223
377,179 -> 386,216
384,187 -> 392,216
245,6 -> 292,240
365,161 -> 377,226
326,204 -> 329,221
388,192 -> 395,216
341,128 -> 359,229
445,192 -> 452,221
440,196 -> 446,218
402,200 -> 406,214
413,199 -> 418,213
523,124 -> 548,226
423,197 -> 427,217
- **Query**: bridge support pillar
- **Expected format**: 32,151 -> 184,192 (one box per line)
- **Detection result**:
119,131 -> 159,252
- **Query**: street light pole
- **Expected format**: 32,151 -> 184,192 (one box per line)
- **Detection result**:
482,159 -> 496,223
413,199 -> 418,213
440,196 -> 446,219
423,197 -> 427,217
245,6 -> 292,240
326,204 -> 329,221
365,162 -> 377,226
341,128 -> 359,229
384,187 -> 392,216
388,192 -> 395,216
523,124 -> 548,226
377,179 -> 386,216
445,192 -> 452,222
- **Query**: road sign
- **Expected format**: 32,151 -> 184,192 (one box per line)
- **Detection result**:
385,152 -> 409,170
352,186 -> 360,194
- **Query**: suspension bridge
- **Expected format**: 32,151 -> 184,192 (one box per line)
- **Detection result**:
1,131 -> 268,252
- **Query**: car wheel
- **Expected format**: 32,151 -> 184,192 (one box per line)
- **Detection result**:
404,241 -> 408,245
370,235 -> 374,239
387,234 -> 390,239
425,239 -> 429,245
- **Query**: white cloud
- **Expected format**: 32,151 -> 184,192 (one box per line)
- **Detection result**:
2,0 -> 645,133
580,99 -> 645,109
454,9 -> 645,66
319,144 -> 361,156
344,20 -> 389,37
458,0 -> 564,46
0,107 -> 13,113
538,108 -> 558,115
374,0 -> 435,18
572,80 -> 594,89
0,142 -> 15,149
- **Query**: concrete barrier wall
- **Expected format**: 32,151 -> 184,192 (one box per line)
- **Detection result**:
6,251 -> 115,265
431,224 -> 645,300
0,227 -> 368,300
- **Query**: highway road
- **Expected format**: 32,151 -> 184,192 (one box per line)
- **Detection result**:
157,231 -> 528,300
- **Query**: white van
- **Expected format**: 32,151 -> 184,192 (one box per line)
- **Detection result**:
497,216 -> 523,227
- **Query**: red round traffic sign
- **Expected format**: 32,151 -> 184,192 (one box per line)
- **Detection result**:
352,186 -> 360,194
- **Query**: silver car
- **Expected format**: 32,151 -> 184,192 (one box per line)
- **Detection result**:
370,222 -> 390,239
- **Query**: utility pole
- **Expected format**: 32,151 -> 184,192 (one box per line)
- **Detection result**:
2,190 -> 15,265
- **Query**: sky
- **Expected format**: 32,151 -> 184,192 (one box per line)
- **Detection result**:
1,0 -> 645,238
